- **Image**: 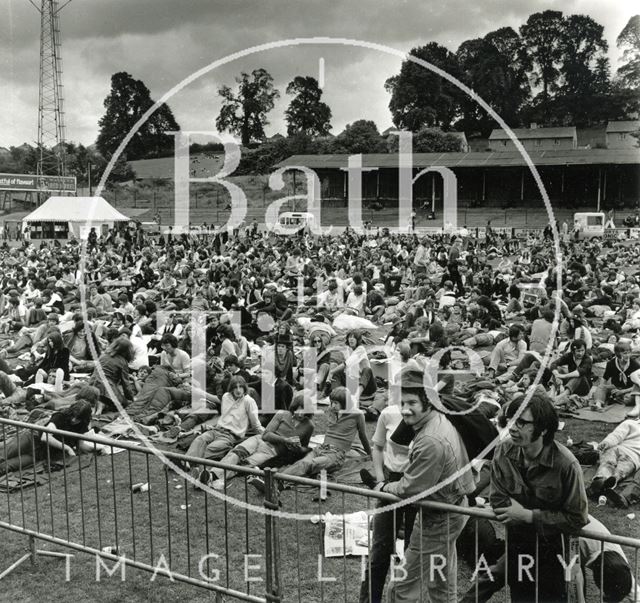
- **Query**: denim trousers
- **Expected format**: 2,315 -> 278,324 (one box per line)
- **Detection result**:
359,482 -> 417,603
388,505 -> 468,603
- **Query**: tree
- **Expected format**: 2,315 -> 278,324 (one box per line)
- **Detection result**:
385,42 -> 464,131
616,15 -> 640,89
64,143 -> 108,187
96,72 -> 180,160
456,28 -> 530,135
558,14 -> 608,96
2,144 -> 38,173
519,12 -> 619,126
386,127 -> 463,153
284,76 -> 332,137
331,120 -> 387,154
216,68 -> 280,146
520,10 -> 565,100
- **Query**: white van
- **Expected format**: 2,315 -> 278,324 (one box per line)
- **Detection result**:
573,212 -> 605,239
273,211 -> 316,235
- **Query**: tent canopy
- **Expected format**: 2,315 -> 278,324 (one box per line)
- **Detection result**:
22,196 -> 130,223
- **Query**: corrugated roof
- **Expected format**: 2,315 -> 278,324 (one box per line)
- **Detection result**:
489,127 -> 576,140
276,149 -> 640,170
606,121 -> 640,133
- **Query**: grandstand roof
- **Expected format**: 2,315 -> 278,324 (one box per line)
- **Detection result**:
489,126 -> 576,140
276,149 -> 640,170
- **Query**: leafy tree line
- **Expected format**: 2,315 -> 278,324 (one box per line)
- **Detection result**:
5,12 -> 636,181
233,122 -> 464,175
386,11 -> 640,135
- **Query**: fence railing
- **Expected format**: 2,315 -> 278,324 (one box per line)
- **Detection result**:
0,417 -> 638,602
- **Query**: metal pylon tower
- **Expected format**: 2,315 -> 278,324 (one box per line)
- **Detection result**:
31,0 -> 71,177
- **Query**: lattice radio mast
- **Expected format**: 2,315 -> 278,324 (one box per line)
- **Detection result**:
30,0 -> 71,177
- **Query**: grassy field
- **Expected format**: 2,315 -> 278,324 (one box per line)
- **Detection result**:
0,414 -> 638,603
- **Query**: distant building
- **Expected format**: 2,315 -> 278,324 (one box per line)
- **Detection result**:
489,125 -> 577,152
606,121 -> 640,150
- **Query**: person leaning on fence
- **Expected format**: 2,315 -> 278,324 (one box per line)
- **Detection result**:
374,366 -> 475,603
358,402 -> 417,603
184,375 -> 263,482
459,513 -> 634,603
489,393 -> 588,603
0,401 -> 109,476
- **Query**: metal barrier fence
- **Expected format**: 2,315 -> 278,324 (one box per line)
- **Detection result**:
1,417 -> 639,602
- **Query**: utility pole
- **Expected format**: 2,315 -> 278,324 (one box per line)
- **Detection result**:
30,0 -> 72,187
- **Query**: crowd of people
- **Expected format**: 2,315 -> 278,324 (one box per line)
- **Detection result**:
0,217 -> 639,602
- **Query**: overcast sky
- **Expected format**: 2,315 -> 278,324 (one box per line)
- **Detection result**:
1,0 -> 635,148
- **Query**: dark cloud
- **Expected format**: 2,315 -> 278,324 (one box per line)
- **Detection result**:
0,0 -> 633,147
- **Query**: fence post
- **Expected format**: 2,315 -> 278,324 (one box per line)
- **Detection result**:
263,468 -> 281,603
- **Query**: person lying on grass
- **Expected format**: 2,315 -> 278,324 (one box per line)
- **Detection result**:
0,400 -> 109,476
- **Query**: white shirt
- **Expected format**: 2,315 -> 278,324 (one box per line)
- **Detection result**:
160,348 -> 191,374
217,393 -> 264,438
372,405 -> 410,473
129,336 -> 150,370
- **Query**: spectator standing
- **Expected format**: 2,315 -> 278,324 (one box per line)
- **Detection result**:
490,394 -> 588,602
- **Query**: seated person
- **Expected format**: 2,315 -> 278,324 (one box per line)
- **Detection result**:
262,386 -> 371,489
592,340 -> 640,415
549,339 -> 593,401
159,333 -> 191,380
205,391 -> 315,491
326,330 -> 376,402
64,318 -> 101,373
184,376 -> 264,478
487,325 -> 527,380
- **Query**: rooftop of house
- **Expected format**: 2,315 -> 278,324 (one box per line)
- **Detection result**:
606,120 -> 640,133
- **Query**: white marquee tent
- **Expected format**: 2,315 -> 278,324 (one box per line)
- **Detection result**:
22,196 -> 131,240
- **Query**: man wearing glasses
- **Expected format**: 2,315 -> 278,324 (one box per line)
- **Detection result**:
489,393 -> 588,602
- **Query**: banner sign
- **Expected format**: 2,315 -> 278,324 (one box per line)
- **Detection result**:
0,173 -> 76,193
